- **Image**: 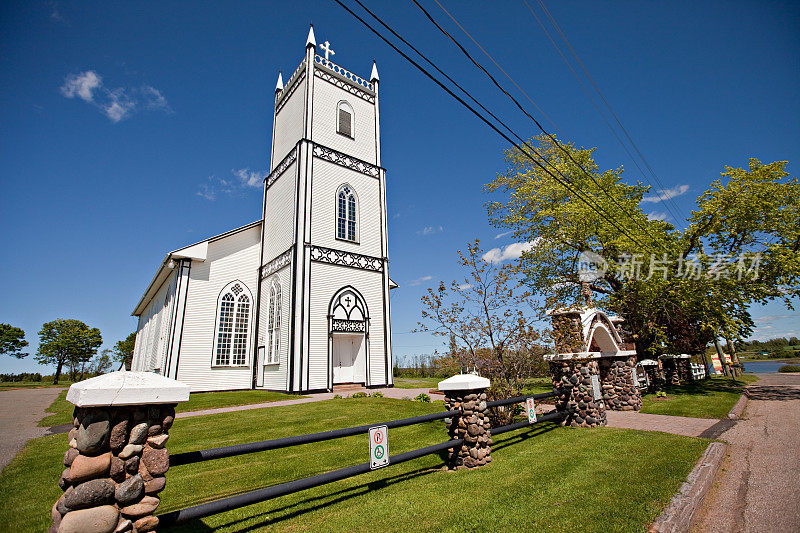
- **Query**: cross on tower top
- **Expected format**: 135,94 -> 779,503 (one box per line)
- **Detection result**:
321,40 -> 335,61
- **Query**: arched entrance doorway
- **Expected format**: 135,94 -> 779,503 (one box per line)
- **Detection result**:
328,287 -> 369,386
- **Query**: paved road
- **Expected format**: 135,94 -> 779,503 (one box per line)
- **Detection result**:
692,373 -> 800,533
0,387 -> 65,473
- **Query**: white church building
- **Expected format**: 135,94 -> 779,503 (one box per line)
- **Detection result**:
130,28 -> 395,393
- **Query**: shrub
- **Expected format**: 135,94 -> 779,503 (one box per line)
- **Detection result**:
370,391 -> 384,398
779,364 -> 800,373
351,392 -> 368,399
333,394 -> 343,399
414,393 -> 431,403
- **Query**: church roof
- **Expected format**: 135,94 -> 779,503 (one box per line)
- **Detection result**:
132,220 -> 261,316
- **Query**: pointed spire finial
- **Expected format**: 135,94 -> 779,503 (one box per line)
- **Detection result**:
306,24 -> 316,49
370,61 -> 380,82
275,71 -> 284,94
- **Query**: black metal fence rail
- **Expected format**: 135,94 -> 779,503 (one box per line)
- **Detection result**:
159,439 -> 463,526
160,390 -> 565,526
485,390 -> 557,409
170,409 -> 459,466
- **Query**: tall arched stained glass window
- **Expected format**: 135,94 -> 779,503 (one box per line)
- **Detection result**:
267,280 -> 281,364
213,281 -> 251,366
336,184 -> 357,242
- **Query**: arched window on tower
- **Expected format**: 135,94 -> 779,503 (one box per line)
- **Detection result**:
337,101 -> 354,138
213,281 -> 251,366
336,184 -> 358,242
266,279 -> 281,364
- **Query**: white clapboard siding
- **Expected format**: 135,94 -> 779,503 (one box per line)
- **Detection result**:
307,261 -> 388,389
132,270 -> 177,373
176,225 -> 261,392
273,78 -> 306,167
311,73 -> 377,164
263,160 -> 297,263
259,265 -> 291,390
309,160 -> 382,259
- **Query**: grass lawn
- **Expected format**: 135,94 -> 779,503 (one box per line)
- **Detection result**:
392,377 -> 442,389
36,389 -> 301,428
0,380 -> 73,390
640,375 -> 759,419
3,397 -> 709,532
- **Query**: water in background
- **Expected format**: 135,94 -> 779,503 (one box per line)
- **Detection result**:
743,360 -> 791,373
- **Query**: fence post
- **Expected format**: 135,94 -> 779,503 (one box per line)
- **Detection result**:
51,371 -> 189,533
438,374 -> 492,469
550,358 -> 607,427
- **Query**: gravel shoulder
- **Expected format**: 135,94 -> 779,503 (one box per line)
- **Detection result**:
0,387 -> 65,473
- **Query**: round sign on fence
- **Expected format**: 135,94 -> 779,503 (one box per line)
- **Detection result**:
369,426 -> 389,469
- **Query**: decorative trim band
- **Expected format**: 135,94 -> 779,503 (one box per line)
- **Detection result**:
310,245 -> 384,272
312,144 -> 380,178
314,67 -> 375,104
275,65 -> 306,114
262,248 -> 293,278
266,149 -> 297,189
331,319 -> 367,333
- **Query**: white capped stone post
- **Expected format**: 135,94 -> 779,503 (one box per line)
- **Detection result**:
52,371 -> 189,533
438,374 -> 492,469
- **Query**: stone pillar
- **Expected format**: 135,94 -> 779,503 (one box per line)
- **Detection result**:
438,374 -> 492,469
662,357 -> 680,386
676,356 -> 693,382
52,371 -> 189,533
550,358 -> 606,427
600,356 -> 642,411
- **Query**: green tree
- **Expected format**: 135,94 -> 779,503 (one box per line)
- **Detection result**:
87,349 -> 114,377
487,136 -> 799,360
417,240 -> 545,416
36,319 -> 102,384
112,332 -> 136,370
0,324 -> 28,359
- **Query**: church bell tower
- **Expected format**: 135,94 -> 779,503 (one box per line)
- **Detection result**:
255,26 -> 393,393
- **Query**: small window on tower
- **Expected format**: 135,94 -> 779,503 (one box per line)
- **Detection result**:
337,101 -> 353,138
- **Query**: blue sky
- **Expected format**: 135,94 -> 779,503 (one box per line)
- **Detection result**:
1,0 -> 798,373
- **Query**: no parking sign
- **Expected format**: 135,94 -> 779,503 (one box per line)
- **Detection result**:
369,425 -> 389,469
526,398 -> 537,423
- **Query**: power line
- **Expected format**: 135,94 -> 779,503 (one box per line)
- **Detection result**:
413,0 -> 665,251
528,0 -> 684,222
336,0 -> 650,250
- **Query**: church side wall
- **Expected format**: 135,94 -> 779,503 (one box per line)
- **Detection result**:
258,264 -> 291,390
132,270 -> 177,373
273,78 -> 306,167
308,160 -> 382,258
307,261 -> 387,390
263,160 -> 297,264
311,75 -> 377,164
177,226 -> 261,392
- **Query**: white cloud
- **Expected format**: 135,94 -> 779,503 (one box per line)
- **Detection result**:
457,283 -> 471,291
61,71 -> 101,102
233,168 -> 266,188
60,71 -> 170,122
409,275 -> 433,287
647,212 -> 667,221
482,240 -> 537,264
495,230 -> 514,239
418,225 -> 444,236
142,86 -> 172,112
754,315 -> 792,323
641,184 -> 689,204
197,169 -> 265,200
